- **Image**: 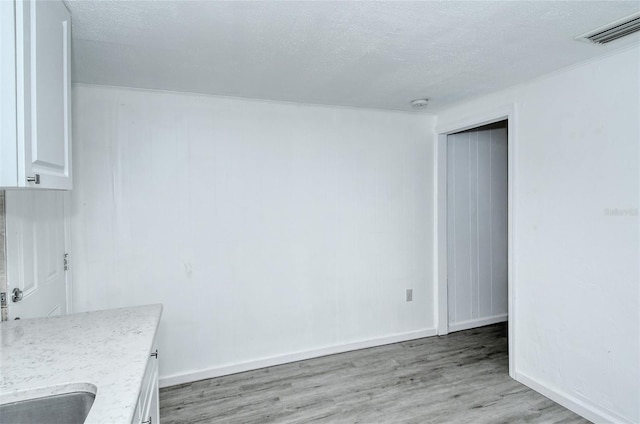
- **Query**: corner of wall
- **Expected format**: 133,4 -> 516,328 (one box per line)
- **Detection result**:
514,371 -> 635,424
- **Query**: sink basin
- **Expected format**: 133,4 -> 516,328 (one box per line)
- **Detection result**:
0,391 -> 95,424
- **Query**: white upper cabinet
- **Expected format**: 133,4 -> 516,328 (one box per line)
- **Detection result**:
1,0 -> 72,190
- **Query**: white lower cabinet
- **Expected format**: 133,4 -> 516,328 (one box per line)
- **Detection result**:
134,339 -> 160,424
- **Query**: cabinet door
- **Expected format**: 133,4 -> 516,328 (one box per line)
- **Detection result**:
0,1 -> 18,186
137,345 -> 160,424
16,0 -> 72,190
146,367 -> 160,424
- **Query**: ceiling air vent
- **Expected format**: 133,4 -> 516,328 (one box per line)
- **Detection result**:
578,13 -> 640,45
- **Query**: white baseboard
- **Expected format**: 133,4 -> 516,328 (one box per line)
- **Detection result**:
160,327 -> 437,388
515,371 -> 633,424
448,313 -> 508,333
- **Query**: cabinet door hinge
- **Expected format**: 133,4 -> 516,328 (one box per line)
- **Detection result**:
64,253 -> 69,271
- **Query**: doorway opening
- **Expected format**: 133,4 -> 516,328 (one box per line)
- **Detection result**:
435,113 -> 515,377
446,121 -> 508,333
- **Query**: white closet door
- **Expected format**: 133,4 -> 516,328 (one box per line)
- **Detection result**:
5,190 -> 67,319
447,125 -> 507,332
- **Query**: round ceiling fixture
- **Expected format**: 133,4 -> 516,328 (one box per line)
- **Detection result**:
410,98 -> 429,108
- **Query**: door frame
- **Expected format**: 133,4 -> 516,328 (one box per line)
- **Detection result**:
63,192 -> 73,314
434,105 -> 517,378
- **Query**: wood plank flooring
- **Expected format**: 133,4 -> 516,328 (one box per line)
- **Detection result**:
160,324 -> 589,423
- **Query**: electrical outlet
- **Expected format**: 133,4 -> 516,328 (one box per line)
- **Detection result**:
406,289 -> 413,302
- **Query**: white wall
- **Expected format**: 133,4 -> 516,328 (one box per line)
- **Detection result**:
447,125 -> 508,332
437,46 -> 640,423
70,85 -> 436,384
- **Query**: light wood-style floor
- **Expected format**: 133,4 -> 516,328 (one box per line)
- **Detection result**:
160,324 -> 589,423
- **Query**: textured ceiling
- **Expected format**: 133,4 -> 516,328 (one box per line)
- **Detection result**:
66,1 -> 640,112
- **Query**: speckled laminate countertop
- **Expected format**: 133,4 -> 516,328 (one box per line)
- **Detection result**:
0,304 -> 162,424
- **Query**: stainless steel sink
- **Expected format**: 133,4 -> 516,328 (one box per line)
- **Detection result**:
0,391 -> 95,424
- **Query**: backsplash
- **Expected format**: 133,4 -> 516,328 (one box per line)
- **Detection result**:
0,190 -> 6,321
